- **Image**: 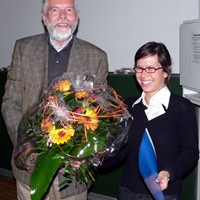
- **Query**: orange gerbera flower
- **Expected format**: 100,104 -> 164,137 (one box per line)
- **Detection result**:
49,125 -> 75,145
81,108 -> 98,131
54,80 -> 72,92
41,118 -> 54,132
75,91 -> 87,99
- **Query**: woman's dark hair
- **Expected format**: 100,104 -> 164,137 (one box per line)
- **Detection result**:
134,41 -> 172,85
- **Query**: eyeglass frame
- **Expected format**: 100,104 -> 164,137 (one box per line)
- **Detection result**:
133,66 -> 163,73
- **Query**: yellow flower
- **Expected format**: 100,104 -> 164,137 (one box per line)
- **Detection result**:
41,118 -> 54,132
63,91 -> 72,96
81,108 -> 98,131
75,91 -> 87,99
49,125 -> 75,145
54,80 -> 72,92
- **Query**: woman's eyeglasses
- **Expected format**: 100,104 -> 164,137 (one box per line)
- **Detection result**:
133,67 -> 163,73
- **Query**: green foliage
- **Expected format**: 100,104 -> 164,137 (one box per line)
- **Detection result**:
19,75 -> 131,200
30,153 -> 64,200
69,133 -> 108,158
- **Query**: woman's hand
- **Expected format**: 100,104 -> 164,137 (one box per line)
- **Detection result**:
156,170 -> 170,191
70,160 -> 83,170
58,159 -> 84,174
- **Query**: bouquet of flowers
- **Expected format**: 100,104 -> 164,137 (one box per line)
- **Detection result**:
14,72 -> 132,200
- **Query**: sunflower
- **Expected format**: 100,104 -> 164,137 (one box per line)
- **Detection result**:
75,91 -> 87,99
81,108 -> 99,131
54,80 -> 72,92
49,125 -> 75,145
41,118 -> 54,132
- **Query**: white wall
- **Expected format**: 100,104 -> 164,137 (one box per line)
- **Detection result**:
0,1 -> 44,68
76,0 -> 199,72
0,0 -> 199,72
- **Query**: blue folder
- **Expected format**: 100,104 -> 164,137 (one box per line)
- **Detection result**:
138,129 -> 165,200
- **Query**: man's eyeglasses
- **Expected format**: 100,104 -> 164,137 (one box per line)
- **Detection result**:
133,67 -> 163,73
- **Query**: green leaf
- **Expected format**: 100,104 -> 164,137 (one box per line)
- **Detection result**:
30,153 -> 64,200
82,101 -> 90,108
69,133 -> 108,158
63,92 -> 75,101
75,162 -> 96,183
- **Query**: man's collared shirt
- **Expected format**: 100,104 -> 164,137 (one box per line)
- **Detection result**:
50,35 -> 73,52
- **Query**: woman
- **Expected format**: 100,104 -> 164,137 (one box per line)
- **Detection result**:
103,42 -> 199,200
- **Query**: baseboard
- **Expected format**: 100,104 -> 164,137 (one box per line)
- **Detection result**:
88,192 -> 116,200
0,168 -> 14,179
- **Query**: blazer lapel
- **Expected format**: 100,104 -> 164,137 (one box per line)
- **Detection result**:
34,34 -> 48,85
27,34 -> 49,104
67,37 -> 85,72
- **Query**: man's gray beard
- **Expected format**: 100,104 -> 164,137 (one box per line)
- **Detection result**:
46,21 -> 77,42
49,28 -> 72,42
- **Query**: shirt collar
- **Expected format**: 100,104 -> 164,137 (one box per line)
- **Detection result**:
49,35 -> 73,52
132,86 -> 171,109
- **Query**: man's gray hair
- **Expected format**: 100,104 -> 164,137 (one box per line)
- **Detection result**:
41,0 -> 79,14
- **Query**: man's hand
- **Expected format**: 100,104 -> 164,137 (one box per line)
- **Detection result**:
24,152 -> 39,173
14,142 -> 38,173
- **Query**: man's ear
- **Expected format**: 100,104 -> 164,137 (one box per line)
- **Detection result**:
77,10 -> 80,18
41,12 -> 46,25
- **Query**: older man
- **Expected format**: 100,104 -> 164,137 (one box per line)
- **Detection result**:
1,0 -> 108,199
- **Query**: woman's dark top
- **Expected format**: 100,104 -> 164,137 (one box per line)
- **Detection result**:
102,93 -> 199,195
